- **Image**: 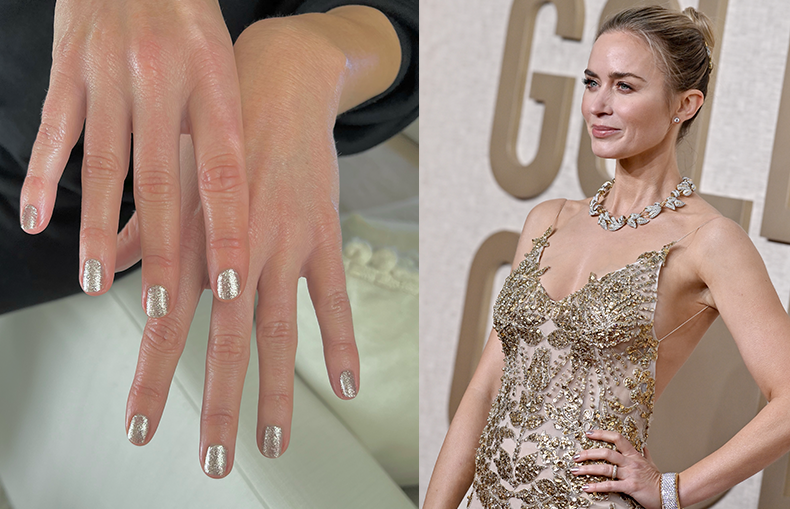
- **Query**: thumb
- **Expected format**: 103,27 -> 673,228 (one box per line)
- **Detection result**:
116,211 -> 142,272
643,446 -> 653,462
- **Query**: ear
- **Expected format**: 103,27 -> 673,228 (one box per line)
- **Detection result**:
675,89 -> 705,122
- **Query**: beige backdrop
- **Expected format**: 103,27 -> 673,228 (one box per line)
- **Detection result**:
420,0 -> 790,507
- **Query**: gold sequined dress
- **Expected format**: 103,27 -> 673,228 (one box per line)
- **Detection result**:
467,224 -> 679,509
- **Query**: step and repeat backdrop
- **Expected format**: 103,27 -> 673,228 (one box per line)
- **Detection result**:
421,0 -> 790,507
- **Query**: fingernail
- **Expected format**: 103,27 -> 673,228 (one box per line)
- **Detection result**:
340,370 -> 357,398
204,444 -> 227,477
262,425 -> 282,459
573,454 -> 581,461
582,484 -> 591,491
83,259 -> 103,293
127,414 -> 149,445
585,430 -> 594,436
217,268 -> 240,300
21,204 -> 38,231
570,467 -> 580,473
146,285 -> 169,318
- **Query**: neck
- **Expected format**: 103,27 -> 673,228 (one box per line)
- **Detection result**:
605,138 -> 683,217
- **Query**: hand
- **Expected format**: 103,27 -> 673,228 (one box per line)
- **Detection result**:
116,6 -> 401,476
572,429 -> 662,509
21,0 -> 250,315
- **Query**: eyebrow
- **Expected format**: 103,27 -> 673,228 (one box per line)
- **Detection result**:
584,69 -> 646,82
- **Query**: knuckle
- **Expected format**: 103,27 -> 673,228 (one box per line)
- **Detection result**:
129,378 -> 164,403
128,37 -> 172,83
141,318 -> 185,356
83,151 -> 124,182
318,288 -> 351,318
207,235 -> 245,252
198,153 -> 245,194
135,169 -> 177,198
142,252 -> 176,271
202,409 -> 236,429
79,225 -> 114,245
261,391 -> 293,411
35,120 -> 68,150
207,334 -> 249,365
258,320 -> 296,348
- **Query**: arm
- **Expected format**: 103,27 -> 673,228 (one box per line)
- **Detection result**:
424,199 -> 569,507
676,219 -> 790,505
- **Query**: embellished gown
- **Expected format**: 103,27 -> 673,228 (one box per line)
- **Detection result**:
467,224 -> 679,509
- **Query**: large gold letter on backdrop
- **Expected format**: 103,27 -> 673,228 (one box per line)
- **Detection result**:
490,0 -> 583,199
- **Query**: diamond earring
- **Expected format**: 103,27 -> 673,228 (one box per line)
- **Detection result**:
673,117 -> 680,123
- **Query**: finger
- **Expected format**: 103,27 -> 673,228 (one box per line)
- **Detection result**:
131,82 -> 181,318
21,61 -> 86,234
574,447 -> 622,464
305,241 -> 358,400
187,48 -> 249,303
585,429 -> 636,453
79,88 -> 131,294
200,290 -> 255,478
571,463 -> 619,478
255,260 -> 300,459
582,480 -> 628,493
116,212 -> 142,273
125,244 -> 204,447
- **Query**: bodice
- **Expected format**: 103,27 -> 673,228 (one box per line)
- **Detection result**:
468,226 -> 674,509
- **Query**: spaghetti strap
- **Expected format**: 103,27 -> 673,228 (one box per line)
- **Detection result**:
657,305 -> 710,342
672,216 -> 723,245
550,199 -> 569,230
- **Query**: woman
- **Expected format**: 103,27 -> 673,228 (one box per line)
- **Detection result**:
425,6 -> 790,509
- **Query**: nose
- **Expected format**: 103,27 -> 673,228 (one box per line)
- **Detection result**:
587,88 -> 612,117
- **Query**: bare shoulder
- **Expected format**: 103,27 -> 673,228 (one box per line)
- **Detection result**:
688,214 -> 767,292
520,198 -> 586,238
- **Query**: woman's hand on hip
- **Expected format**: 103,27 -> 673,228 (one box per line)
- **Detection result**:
572,429 -> 663,509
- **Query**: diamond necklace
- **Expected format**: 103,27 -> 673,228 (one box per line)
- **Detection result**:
589,177 -> 696,231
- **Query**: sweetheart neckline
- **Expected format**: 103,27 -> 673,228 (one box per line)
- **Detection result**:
530,226 -> 674,303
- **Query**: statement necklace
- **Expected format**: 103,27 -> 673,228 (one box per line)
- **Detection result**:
589,177 -> 696,231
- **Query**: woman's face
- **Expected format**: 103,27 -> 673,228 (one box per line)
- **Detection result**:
581,31 -> 676,162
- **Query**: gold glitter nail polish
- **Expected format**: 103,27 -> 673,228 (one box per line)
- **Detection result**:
340,370 -> 357,398
262,425 -> 282,459
146,285 -> 169,318
83,259 -> 102,293
204,444 -> 227,477
21,204 -> 37,231
217,268 -> 240,300
127,414 -> 149,445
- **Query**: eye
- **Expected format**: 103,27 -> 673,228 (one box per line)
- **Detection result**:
582,77 -> 598,89
617,81 -> 633,92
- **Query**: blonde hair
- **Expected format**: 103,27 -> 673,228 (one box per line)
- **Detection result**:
598,6 -> 715,141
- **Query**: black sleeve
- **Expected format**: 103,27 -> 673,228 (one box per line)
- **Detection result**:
250,0 -> 418,156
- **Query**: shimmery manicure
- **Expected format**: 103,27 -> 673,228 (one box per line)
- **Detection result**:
262,425 -> 282,459
127,414 -> 149,445
146,285 -> 169,318
204,444 -> 227,477
573,454 -> 581,461
217,268 -> 240,300
83,259 -> 103,293
21,204 -> 37,231
340,370 -> 357,398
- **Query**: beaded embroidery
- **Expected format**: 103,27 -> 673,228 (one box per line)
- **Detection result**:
468,225 -> 674,509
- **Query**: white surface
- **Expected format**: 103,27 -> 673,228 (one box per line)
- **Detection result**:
420,0 -> 790,506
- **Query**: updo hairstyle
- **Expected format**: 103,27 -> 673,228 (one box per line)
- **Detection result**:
598,6 -> 715,141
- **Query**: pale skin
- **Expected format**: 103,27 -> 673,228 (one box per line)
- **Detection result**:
425,30 -> 790,508
23,1 -> 402,477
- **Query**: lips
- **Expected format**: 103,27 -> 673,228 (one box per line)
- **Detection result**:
591,125 -> 620,138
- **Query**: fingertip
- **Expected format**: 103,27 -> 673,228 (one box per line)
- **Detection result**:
127,414 -> 151,446
81,258 -> 107,294
216,268 -> 242,301
203,444 -> 230,478
261,424 -> 284,459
